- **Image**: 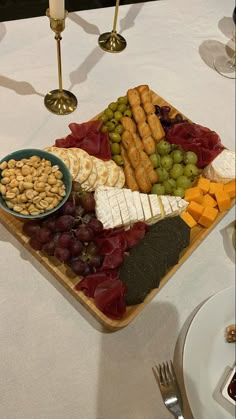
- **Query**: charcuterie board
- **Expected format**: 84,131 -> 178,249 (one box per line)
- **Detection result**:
0,91 -> 235,330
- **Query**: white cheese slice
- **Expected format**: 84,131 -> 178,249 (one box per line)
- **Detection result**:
123,188 -> 138,224
132,191 -> 144,221
167,196 -> 179,215
148,194 -> 162,223
159,195 -> 172,217
203,149 -> 236,183
115,189 -> 131,226
140,193 -> 152,222
107,189 -> 123,228
95,189 -> 114,229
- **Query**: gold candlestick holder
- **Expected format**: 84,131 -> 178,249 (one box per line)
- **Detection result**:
44,9 -> 77,115
98,0 -> 127,53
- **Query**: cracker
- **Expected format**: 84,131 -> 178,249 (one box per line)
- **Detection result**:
82,160 -> 97,191
104,160 -> 120,187
92,157 -> 108,188
72,148 -> 93,184
64,148 -> 80,180
114,167 -> 125,188
44,146 -> 70,169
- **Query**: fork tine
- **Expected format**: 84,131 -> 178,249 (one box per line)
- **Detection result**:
152,366 -> 161,387
169,360 -> 177,381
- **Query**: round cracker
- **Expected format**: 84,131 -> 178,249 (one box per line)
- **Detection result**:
104,160 -> 120,187
44,146 -> 70,169
72,148 -> 93,184
63,148 -> 80,180
114,167 -> 125,188
91,157 -> 108,189
82,160 -> 97,191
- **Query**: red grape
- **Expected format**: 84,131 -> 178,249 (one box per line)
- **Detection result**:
36,227 -> 52,244
42,217 -> 57,231
54,247 -> 71,263
75,225 -> 94,242
69,239 -> 83,257
86,241 -> 99,256
62,201 -> 76,216
70,258 -> 87,275
79,192 -> 96,212
56,215 -> 74,232
23,221 -> 40,237
88,218 -> 103,234
57,233 -> 73,248
89,254 -> 103,269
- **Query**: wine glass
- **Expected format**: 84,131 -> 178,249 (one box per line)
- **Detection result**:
214,7 -> 236,79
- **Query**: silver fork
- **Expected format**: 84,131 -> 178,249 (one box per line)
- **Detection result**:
152,361 -> 184,419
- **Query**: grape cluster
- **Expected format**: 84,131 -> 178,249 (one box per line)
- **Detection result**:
150,140 -> 200,197
23,182 -> 104,277
98,96 -> 131,166
155,105 -> 188,132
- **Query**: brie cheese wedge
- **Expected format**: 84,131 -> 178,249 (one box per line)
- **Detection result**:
203,149 -> 236,184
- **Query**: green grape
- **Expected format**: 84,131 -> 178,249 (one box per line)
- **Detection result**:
104,108 -> 114,119
101,124 -> 108,133
170,149 -> 184,163
184,164 -> 199,178
111,143 -> 121,154
168,178 -> 176,189
156,140 -> 172,155
113,155 -> 124,165
173,187 -> 185,198
160,155 -> 173,170
150,153 -> 160,168
105,121 -> 116,132
114,111 -> 123,121
108,102 -> 118,112
114,124 -> 124,135
184,151 -> 198,165
163,180 -> 173,194
151,184 -> 166,195
124,109 -> 132,118
117,104 -> 127,113
170,163 -> 184,179
156,167 -> 169,182
98,114 -> 108,123
176,175 -> 192,190
118,96 -> 128,105
109,132 -> 121,143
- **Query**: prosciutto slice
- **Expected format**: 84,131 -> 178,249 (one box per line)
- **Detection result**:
55,120 -> 112,160
94,280 -> 127,320
166,122 -> 225,168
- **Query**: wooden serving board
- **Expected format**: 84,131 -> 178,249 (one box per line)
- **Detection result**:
0,91 -> 235,331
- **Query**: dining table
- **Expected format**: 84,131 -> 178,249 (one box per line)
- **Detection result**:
0,0 -> 235,418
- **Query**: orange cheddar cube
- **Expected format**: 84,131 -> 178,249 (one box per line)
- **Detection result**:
223,181 -> 236,198
197,177 -> 210,194
184,186 -> 203,204
208,182 -> 224,196
215,190 -> 231,211
202,193 -> 217,208
198,206 -> 219,228
181,212 -> 197,228
187,201 -> 204,221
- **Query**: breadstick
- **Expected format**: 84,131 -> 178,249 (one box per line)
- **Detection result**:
132,133 -> 144,151
124,164 -> 140,191
142,135 -> 156,155
127,144 -> 141,169
135,166 -> 152,193
136,84 -> 152,104
120,116 -> 137,133
147,113 -> 165,142
132,105 -> 146,124
143,101 -> 155,115
127,88 -> 141,107
140,151 -> 158,184
121,130 -> 134,150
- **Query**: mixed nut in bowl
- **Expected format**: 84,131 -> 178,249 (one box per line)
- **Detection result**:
0,149 -> 72,219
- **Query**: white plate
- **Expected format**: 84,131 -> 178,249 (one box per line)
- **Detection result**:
183,286 -> 236,419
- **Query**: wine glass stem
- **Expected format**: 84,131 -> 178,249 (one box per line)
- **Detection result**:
112,0 -> 120,33
227,51 -> 236,68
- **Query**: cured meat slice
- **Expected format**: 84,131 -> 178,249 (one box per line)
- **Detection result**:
166,122 -> 225,168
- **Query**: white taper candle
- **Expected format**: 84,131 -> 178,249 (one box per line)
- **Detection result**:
49,0 -> 65,19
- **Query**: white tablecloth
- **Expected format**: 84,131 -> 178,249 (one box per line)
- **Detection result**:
0,1 -> 235,418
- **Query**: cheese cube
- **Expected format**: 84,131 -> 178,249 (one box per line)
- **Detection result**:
198,206 -> 219,228
223,181 -> 236,198
187,201 -> 204,221
215,190 -> 231,211
184,186 -> 203,204
202,193 -> 217,208
181,212 -> 197,228
197,177 -> 211,194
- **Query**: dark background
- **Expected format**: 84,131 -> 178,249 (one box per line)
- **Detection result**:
0,0 -> 156,22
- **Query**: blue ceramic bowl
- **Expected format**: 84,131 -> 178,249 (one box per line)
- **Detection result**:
0,148 -> 72,219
